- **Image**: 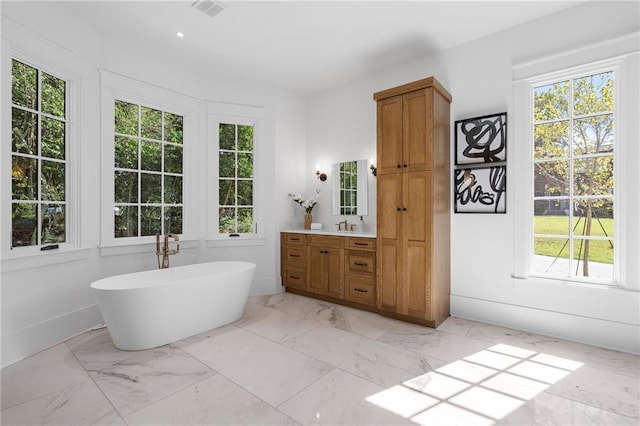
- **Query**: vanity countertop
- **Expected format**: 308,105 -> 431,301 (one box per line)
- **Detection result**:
281,229 -> 376,239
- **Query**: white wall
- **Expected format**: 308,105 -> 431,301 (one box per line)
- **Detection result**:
306,1 -> 640,353
0,2 -> 306,367
1,1 -> 638,369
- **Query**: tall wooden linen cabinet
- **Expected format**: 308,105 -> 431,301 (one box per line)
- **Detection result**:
374,77 -> 452,328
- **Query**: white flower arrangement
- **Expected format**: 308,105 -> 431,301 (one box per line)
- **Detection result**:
288,189 -> 320,213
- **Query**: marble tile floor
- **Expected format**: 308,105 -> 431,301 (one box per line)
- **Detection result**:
1,292 -> 638,425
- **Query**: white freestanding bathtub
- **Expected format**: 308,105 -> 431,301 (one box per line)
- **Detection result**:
91,261 -> 256,350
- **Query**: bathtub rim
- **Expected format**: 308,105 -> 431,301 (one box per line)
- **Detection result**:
90,261 -> 257,291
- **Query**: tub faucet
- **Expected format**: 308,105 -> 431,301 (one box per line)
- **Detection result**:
156,233 -> 180,269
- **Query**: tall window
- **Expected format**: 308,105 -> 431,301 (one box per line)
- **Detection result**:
532,70 -> 614,281
113,100 -> 183,238
218,123 -> 254,234
338,160 -> 357,215
11,59 -> 67,248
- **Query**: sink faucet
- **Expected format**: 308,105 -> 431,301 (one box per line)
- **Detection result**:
156,233 -> 180,269
336,220 -> 348,231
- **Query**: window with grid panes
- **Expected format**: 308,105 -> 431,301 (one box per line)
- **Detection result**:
11,59 -> 67,248
218,123 -> 255,234
113,100 -> 184,238
531,70 -> 615,281
339,160 -> 357,215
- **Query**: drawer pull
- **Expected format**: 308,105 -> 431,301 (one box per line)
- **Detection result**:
354,262 -> 369,267
354,288 -> 369,293
289,254 -> 300,258
290,237 -> 301,241
354,242 -> 368,246
289,275 -> 301,280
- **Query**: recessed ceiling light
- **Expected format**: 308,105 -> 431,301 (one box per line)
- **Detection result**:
176,32 -> 185,38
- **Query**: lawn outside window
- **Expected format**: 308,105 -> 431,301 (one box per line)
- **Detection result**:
511,52 -> 632,286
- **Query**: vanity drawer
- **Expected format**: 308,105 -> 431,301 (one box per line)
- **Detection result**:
347,251 -> 375,275
345,275 -> 375,306
283,233 -> 306,245
283,246 -> 306,266
308,235 -> 344,248
282,265 -> 306,290
347,237 -> 376,251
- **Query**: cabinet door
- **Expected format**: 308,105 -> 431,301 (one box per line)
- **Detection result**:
326,247 -> 344,299
377,173 -> 403,313
377,95 -> 403,175
403,89 -> 433,172
307,246 -> 327,295
403,171 -> 433,320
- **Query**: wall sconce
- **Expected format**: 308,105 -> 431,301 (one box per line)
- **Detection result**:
369,158 -> 377,177
316,165 -> 327,182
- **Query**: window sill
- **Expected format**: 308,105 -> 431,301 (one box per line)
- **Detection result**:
99,239 -> 199,257
511,274 -> 625,290
1,247 -> 91,272
206,236 -> 265,248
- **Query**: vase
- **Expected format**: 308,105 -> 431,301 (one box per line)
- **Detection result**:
304,212 -> 312,230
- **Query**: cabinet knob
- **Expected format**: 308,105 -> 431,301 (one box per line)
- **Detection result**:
403,207 -> 407,211
403,164 -> 407,168
397,207 -> 401,211
397,164 -> 401,168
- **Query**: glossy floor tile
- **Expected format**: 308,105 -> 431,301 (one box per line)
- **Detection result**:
2,292 -> 639,425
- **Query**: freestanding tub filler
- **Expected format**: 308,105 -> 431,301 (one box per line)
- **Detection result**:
91,261 -> 256,350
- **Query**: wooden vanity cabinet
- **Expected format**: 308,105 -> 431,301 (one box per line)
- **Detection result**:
344,237 -> 376,306
374,77 -> 451,328
280,232 -> 376,309
280,233 -> 307,291
307,235 -> 344,299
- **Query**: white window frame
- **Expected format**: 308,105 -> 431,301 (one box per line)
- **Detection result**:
1,43 -> 81,265
514,52 -> 637,288
206,101 -> 266,246
99,70 -> 199,253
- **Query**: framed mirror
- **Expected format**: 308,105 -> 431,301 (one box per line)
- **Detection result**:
332,159 -> 368,216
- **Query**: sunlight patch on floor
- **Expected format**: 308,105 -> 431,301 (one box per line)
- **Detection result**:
365,343 -> 583,425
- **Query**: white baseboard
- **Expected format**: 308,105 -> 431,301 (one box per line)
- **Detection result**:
451,294 -> 640,355
1,304 -> 103,369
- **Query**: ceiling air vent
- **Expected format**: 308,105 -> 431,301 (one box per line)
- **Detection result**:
191,0 -> 226,18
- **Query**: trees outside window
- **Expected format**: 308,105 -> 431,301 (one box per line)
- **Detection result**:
11,59 -> 67,248
532,71 -> 614,280
218,123 -> 254,234
339,160 -> 357,215
113,100 -> 184,238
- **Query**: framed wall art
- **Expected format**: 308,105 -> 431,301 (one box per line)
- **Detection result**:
455,112 -> 507,165
454,165 -> 507,214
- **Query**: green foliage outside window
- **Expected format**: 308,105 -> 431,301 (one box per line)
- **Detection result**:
532,71 -> 614,278
11,59 -> 66,247
338,161 -> 357,215
218,123 -> 254,234
113,100 -> 184,238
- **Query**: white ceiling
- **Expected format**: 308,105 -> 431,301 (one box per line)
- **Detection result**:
56,0 -> 583,94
